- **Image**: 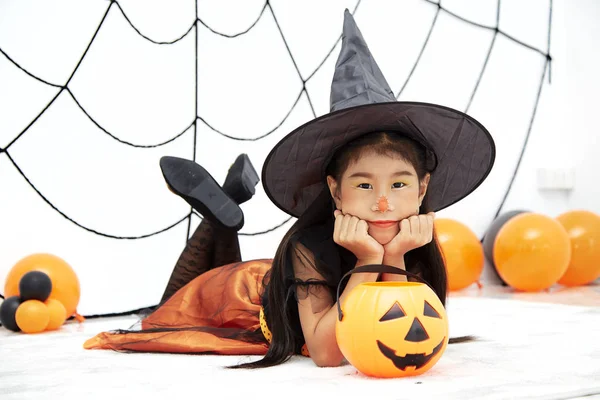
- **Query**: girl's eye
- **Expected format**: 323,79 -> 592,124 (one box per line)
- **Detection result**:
392,182 -> 405,189
357,183 -> 372,189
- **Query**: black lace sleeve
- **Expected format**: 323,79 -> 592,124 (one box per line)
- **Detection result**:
287,240 -> 335,314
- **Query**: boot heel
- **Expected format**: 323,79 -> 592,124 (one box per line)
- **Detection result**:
223,154 -> 260,204
241,155 -> 260,194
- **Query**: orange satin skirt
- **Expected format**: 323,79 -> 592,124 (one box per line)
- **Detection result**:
83,259 -> 272,355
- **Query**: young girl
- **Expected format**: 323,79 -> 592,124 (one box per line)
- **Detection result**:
83,10 -> 495,369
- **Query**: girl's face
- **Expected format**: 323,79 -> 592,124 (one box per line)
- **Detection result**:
327,151 -> 430,245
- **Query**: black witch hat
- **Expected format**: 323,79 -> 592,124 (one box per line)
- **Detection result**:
262,9 -> 495,217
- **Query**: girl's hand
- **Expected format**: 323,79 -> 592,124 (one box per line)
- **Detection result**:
383,212 -> 435,258
333,210 -> 384,263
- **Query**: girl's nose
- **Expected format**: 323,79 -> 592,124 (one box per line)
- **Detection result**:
377,196 -> 389,212
372,194 -> 394,213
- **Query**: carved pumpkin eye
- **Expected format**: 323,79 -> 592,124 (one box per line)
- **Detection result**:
379,301 -> 406,322
424,301 -> 441,318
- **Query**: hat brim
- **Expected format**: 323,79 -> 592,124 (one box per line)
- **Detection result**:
262,101 -> 495,218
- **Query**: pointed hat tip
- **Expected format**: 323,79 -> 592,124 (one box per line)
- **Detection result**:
330,5 -> 396,110
343,8 -> 353,22
342,8 -> 359,34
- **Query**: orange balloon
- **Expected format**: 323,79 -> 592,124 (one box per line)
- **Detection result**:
556,210 -> 600,286
435,218 -> 484,291
15,300 -> 50,333
4,254 -> 80,318
494,213 -> 571,291
45,298 -> 67,331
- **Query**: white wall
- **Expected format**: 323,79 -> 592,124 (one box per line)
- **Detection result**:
500,0 -> 599,217
476,0 -> 600,285
0,0 -> 597,314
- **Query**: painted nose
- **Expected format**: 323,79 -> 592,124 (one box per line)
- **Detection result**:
404,318 -> 429,342
377,196 -> 389,212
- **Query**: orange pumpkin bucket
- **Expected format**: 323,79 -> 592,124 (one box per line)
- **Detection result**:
335,265 -> 449,378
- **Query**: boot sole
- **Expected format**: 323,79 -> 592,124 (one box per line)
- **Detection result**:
159,156 -> 244,230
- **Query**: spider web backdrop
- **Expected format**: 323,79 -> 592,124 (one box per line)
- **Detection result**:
0,0 -> 552,316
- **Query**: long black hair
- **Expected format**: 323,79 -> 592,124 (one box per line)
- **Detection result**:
231,132 -> 448,369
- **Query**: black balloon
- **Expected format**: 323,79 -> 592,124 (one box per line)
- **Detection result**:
19,271 -> 52,302
0,296 -> 22,332
482,210 -> 529,285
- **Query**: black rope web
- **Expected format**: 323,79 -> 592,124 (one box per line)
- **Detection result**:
0,0 -> 552,309
396,0 -> 553,222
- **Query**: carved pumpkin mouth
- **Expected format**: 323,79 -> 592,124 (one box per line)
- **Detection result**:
376,338 -> 445,370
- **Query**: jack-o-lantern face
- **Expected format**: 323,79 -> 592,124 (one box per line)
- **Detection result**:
376,299 -> 445,371
336,282 -> 449,378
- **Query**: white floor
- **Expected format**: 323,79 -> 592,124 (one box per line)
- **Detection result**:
1,285 -> 599,400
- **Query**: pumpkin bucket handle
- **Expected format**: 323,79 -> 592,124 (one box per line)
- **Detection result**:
336,264 -> 430,321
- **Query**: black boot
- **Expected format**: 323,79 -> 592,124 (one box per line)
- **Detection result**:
159,156 -> 244,231
222,154 -> 260,205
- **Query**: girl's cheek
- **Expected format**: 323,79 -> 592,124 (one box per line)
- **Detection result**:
343,188 -> 372,202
